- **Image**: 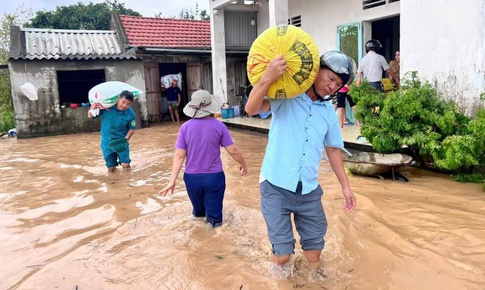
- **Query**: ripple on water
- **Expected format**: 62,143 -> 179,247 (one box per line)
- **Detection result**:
135,198 -> 162,215
59,163 -> 82,169
6,157 -> 39,163
1,124 -> 485,290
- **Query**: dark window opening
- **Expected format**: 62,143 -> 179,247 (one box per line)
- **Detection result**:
57,70 -> 105,105
363,0 -> 400,10
288,15 -> 301,27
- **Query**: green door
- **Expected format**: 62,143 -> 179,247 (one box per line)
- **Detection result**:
336,22 -> 362,67
336,22 -> 362,124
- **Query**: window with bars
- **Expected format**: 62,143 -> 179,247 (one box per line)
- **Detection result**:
338,24 -> 361,68
288,15 -> 301,27
363,0 -> 400,10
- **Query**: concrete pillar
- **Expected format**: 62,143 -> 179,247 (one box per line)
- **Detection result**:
268,0 -> 288,26
210,7 -> 228,102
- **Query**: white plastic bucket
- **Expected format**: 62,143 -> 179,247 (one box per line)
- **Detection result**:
233,106 -> 240,117
20,82 -> 38,101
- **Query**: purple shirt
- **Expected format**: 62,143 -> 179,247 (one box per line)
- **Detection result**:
176,118 -> 234,174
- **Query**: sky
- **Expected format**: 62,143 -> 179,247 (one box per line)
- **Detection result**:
0,0 -> 210,19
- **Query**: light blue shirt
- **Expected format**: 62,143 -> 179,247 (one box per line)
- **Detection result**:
260,93 -> 343,194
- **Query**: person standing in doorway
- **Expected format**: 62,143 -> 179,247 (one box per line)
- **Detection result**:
356,39 -> 400,91
245,51 -> 357,279
166,79 -> 182,122
389,50 -> 400,89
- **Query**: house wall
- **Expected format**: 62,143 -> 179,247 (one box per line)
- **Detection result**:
224,10 -> 258,49
256,0 -> 400,57
211,6 -> 228,103
254,0 -> 485,115
226,57 -> 249,107
401,0 -> 485,116
137,54 -> 208,122
132,54 -> 246,119
9,59 -> 145,138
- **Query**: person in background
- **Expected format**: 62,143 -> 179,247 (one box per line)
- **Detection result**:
356,39 -> 400,91
389,50 -> 400,89
166,79 -> 182,123
245,51 -> 357,279
88,90 -> 136,172
336,84 -> 359,128
158,90 -> 248,228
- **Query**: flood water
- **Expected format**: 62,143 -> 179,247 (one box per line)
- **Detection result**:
1,123 -> 484,290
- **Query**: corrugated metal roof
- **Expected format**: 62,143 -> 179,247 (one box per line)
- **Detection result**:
12,28 -> 136,60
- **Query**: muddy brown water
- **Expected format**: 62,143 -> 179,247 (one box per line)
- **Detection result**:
1,123 -> 484,290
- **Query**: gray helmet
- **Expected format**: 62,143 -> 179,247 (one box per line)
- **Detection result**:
365,39 -> 382,52
320,51 -> 357,85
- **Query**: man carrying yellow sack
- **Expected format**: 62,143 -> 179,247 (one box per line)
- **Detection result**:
245,51 -> 357,279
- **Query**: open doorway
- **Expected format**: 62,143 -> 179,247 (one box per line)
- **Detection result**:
159,63 -> 187,121
371,15 -> 400,64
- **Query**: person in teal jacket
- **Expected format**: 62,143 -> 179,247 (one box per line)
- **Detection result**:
88,90 -> 137,172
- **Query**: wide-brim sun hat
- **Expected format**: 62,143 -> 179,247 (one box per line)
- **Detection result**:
183,90 -> 223,119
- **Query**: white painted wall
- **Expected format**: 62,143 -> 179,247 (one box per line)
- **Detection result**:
401,0 -> 485,115
257,1 -> 269,35
268,0 -> 288,26
219,0 -> 399,61
288,0 -> 399,58
211,0 -> 485,114
210,5 -> 228,102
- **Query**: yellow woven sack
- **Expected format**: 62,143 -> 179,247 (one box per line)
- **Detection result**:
247,25 -> 320,99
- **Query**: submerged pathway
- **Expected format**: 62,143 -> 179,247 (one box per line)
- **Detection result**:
221,116 -> 373,151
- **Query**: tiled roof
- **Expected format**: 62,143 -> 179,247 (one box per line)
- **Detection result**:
11,28 -> 136,60
120,15 -> 211,48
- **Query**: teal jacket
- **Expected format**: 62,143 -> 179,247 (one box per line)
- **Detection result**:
96,107 -> 136,148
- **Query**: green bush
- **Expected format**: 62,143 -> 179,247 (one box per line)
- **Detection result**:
452,172 -> 484,183
0,104 -> 14,132
349,72 -> 485,189
0,70 -> 14,132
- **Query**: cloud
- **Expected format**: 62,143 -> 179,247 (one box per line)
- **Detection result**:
1,0 -> 210,19
130,0 -> 210,18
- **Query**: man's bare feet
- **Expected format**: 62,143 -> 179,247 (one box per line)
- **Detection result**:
121,163 -> 131,170
108,166 -> 116,172
268,262 -> 293,280
311,267 -> 327,281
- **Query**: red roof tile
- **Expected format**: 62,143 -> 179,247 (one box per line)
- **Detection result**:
120,15 -> 211,48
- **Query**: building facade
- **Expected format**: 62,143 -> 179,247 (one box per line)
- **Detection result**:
112,14 -> 251,122
210,0 -> 484,115
8,27 -> 144,138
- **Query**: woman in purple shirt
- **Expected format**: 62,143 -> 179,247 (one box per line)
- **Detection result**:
158,90 -> 248,227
